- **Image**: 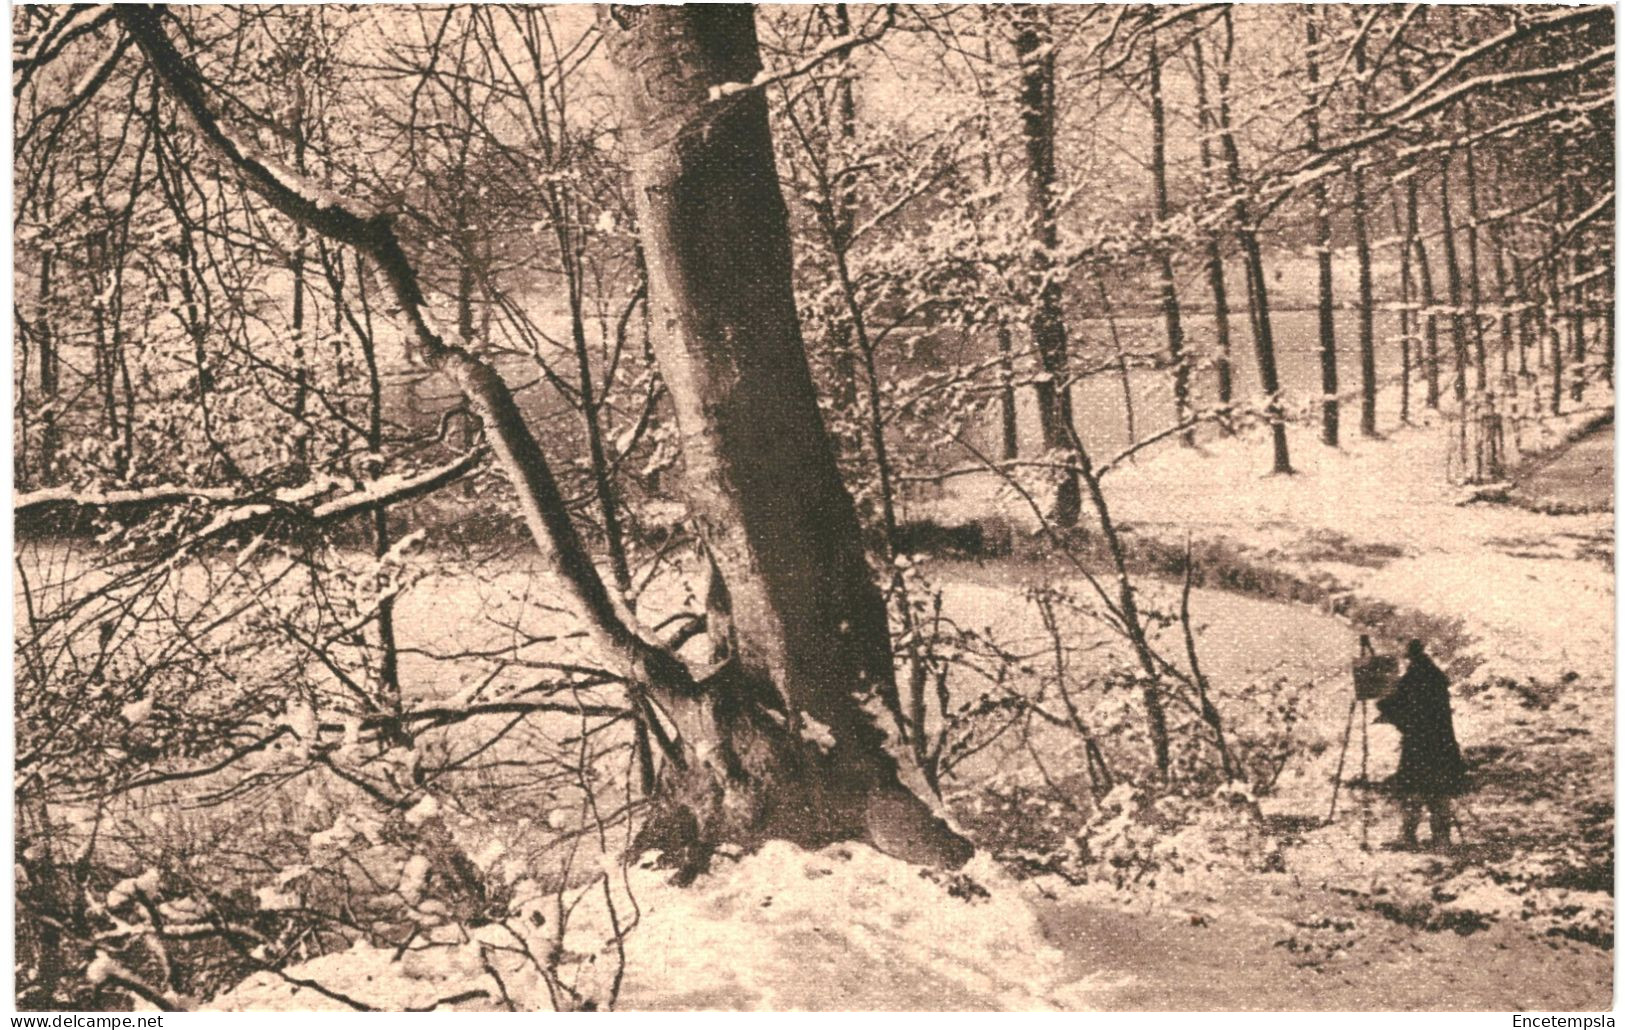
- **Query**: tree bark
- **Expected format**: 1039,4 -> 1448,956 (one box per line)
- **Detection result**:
1148,38 -> 1192,446
1352,34 -> 1377,437
1190,37 -> 1234,428
1391,192 -> 1414,424
1014,9 -> 1082,524
601,4 -> 970,868
1406,175 -> 1442,408
1216,12 -> 1291,474
1461,111 -> 1489,394
1438,151 -> 1470,407
1304,11 -> 1339,447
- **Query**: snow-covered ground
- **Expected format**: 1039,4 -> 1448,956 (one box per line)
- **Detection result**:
201,399 -> 1613,1012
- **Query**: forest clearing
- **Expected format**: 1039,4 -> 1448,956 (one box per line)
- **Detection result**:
11,3 -> 1615,1014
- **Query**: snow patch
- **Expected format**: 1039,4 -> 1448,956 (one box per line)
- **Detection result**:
799,714 -> 837,751
403,794 -> 440,827
120,696 -> 153,725
210,842 -> 1105,1011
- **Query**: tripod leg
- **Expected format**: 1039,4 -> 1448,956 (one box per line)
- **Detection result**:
1359,700 -> 1370,784
1327,698 -> 1359,823
1358,700 -> 1372,850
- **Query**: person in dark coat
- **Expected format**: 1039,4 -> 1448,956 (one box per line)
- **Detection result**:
1374,639 -> 1469,848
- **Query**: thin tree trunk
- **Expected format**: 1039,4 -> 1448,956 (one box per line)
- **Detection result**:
315,241 -> 410,747
1438,152 -> 1470,407
1606,273 -> 1616,385
1190,37 -> 1234,428
1353,35 -> 1376,437
1547,191 -> 1566,415
1097,278 -> 1137,453
291,111 -> 310,467
1462,112 -> 1488,393
1059,423 -> 1171,780
1148,38 -> 1191,445
826,3 -> 860,415
1407,179 -> 1442,409
1487,155 -> 1516,385
1511,248 -> 1536,390
1204,240 -> 1235,428
1567,180 -> 1589,402
978,20 -> 1021,461
35,189 -> 57,485
454,200 -> 480,498
1216,12 -> 1290,474
1391,192 -> 1414,424
997,322 -> 1019,461
1014,9 -> 1082,524
1305,11 -> 1338,446
354,254 -> 407,744
815,19 -> 902,557
569,283 -> 633,594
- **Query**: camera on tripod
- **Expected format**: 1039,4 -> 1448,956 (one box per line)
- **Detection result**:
1327,635 -> 1395,826
1353,636 -> 1398,701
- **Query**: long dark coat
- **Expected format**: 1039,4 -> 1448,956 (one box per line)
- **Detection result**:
1374,654 -> 1470,796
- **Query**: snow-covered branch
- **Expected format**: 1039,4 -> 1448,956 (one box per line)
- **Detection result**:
114,5 -> 710,725
707,7 -> 895,102
16,450 -> 486,525
13,5 -> 113,84
1375,5 -> 1611,120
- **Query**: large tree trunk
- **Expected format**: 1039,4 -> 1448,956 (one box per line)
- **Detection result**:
602,4 -> 969,869
1014,8 -> 1082,525
1148,38 -> 1192,446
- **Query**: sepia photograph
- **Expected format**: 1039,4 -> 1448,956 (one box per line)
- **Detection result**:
10,2 -> 1616,1013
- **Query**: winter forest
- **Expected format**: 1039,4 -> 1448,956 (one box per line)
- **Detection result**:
11,2 -> 1616,1013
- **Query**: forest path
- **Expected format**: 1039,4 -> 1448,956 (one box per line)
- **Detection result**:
1511,417 -> 1615,513
974,407 -> 1616,1009
1035,874 -> 1612,1011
